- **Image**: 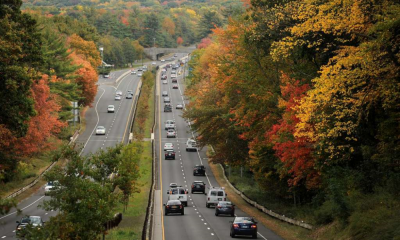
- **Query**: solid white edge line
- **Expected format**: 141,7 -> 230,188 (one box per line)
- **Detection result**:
0,196 -> 45,220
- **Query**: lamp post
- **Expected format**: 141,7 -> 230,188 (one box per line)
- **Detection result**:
99,46 -> 104,74
153,38 -> 156,61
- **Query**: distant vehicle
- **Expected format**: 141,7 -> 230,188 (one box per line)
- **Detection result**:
174,54 -> 178,57
143,65 -> 148,69
161,59 -> 165,62
167,186 -> 188,206
44,181 -> 59,195
169,183 -> 178,188
126,94 -> 133,99
115,95 -> 121,101
163,97 -> 170,103
193,165 -> 206,176
152,62 -> 157,65
176,103 -> 183,109
165,149 -> 176,160
165,120 -> 175,130
161,75 -> 167,80
127,90 -> 133,94
162,91 -> 168,96
229,217 -> 258,238
216,201 -> 235,217
206,187 -> 227,208
191,181 -> 206,194
163,80 -> 168,84
186,138 -> 198,151
164,104 -> 172,112
171,74 -> 177,78
171,70 -> 177,74
116,90 -> 123,96
172,78 -> 177,83
164,143 -> 174,151
137,72 -> 143,77
167,129 -> 176,138
164,200 -> 184,216
142,68 -> 147,72
16,216 -> 44,237
172,84 -> 178,89
131,70 -> 136,75
103,74 -> 110,78
137,68 -> 143,72
107,105 -> 115,113
96,126 -> 106,135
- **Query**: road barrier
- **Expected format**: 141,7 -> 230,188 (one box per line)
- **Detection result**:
217,163 -> 313,230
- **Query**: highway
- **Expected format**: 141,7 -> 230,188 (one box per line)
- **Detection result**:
155,55 -> 284,240
0,67 -> 143,239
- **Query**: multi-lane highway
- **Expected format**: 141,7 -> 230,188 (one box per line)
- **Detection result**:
154,55 -> 283,240
0,67 -> 143,239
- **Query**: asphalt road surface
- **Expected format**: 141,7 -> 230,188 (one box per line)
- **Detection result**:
155,55 -> 284,240
0,66 -> 144,239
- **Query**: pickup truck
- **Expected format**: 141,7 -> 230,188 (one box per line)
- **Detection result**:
165,120 -> 176,130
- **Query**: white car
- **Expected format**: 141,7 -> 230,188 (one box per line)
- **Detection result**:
44,181 -> 59,195
152,62 -> 157,65
161,59 -> 165,62
176,103 -> 183,109
127,90 -> 133,95
167,129 -> 176,138
164,97 -> 170,103
96,126 -> 106,135
162,80 -> 168,84
206,187 -> 227,208
171,70 -> 177,74
171,74 -> 177,78
164,143 -> 174,151
107,105 -> 115,113
186,138 -> 198,151
116,90 -> 123,96
115,95 -> 121,101
162,91 -> 168,96
138,72 -> 143,77
167,187 -> 188,206
165,120 -> 176,130
131,70 -> 136,75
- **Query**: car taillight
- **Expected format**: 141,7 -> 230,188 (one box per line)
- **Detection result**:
224,198 -> 226,201
191,185 -> 194,188
233,224 -> 239,229
208,197 -> 210,201
166,205 -> 169,208
180,205 -> 183,209
251,225 -> 257,229
217,206 -> 221,209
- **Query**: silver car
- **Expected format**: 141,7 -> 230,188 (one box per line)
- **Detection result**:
116,90 -> 123,96
176,103 -> 183,109
107,105 -> 115,113
164,97 -> 170,103
115,95 -> 121,101
162,91 -> 168,96
167,129 -> 176,138
96,126 -> 106,135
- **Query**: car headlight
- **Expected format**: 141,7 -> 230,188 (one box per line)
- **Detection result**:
17,227 -> 22,230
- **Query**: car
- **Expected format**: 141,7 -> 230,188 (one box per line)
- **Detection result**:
116,90 -> 123,96
107,105 -> 115,113
230,217 -> 258,238
172,78 -> 177,83
186,138 -> 198,151
161,75 -> 167,80
137,68 -> 143,72
193,165 -> 206,176
137,72 -> 143,77
163,97 -> 170,103
161,59 -> 165,62
44,181 -> 59,195
171,70 -> 177,74
165,120 -> 175,130
143,68 -> 147,72
96,126 -> 106,135
174,54 -> 178,57
152,61 -> 157,65
175,64 -> 180,69
126,94 -> 133,99
165,149 -> 176,160
172,65 -> 177,70
191,181 -> 206,194
172,84 -> 178,89
164,143 -> 174,151
206,187 -> 227,208
16,216 -> 44,236
169,183 -> 178,188
164,200 -> 184,215
127,90 -> 133,95
162,80 -> 168,84
162,91 -> 168,96
171,74 -> 177,78
215,201 -> 235,216
103,74 -> 110,78
176,103 -> 183,109
115,95 -> 121,101
167,129 -> 176,138
167,186 -> 188,206
164,105 -> 172,112
131,70 -> 136,75
143,65 -> 148,69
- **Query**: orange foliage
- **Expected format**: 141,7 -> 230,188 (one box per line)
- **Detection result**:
176,37 -> 184,45
14,75 -> 66,156
121,16 -> 129,26
197,37 -> 212,49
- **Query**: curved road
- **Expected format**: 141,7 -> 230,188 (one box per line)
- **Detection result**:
154,55 -> 283,240
0,67 -> 144,239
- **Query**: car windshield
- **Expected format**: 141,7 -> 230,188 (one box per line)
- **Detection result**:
234,217 -> 254,223
219,202 -> 232,206
97,126 -> 104,130
168,200 -> 180,205
30,217 -> 41,225
21,217 -> 30,224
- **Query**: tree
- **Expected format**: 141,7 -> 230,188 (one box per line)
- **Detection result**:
176,36 -> 183,45
197,9 -> 223,39
68,34 -> 102,69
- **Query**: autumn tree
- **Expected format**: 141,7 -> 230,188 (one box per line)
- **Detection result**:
176,36 -> 183,45
68,34 -> 102,69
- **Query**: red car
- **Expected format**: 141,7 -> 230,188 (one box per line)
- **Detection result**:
173,84 -> 178,89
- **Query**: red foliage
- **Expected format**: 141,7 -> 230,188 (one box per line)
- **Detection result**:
120,16 -> 129,26
197,37 -> 212,49
176,37 -> 184,45
267,74 -> 319,189
14,75 -> 66,156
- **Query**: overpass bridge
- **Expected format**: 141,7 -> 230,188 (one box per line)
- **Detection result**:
143,47 -> 195,60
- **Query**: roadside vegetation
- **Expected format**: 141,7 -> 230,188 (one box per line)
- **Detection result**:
184,1 -> 400,239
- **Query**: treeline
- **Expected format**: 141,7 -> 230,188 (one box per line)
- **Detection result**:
184,0 -> 400,238
0,1 -> 101,184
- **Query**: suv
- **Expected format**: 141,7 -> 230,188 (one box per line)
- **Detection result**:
186,138 -> 198,151
164,105 -> 172,112
206,187 -> 227,208
165,120 -> 176,130
191,181 -> 206,194
167,186 -> 188,206
193,165 -> 206,176
165,149 -> 175,160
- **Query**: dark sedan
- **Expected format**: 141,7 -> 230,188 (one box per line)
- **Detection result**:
165,149 -> 175,160
191,181 -> 206,194
215,201 -> 235,216
16,216 -> 44,237
164,200 -> 184,215
193,165 -> 206,176
230,217 -> 258,238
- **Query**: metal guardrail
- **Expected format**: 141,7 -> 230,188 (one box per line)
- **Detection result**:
217,163 -> 313,230
5,129 -> 81,199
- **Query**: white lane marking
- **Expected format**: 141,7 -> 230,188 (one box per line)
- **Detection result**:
211,233 -> 214,236
207,227 -> 210,229
80,87 -> 106,155
0,196 -> 45,220
12,231 -> 15,233
2,236 -> 6,238
258,232 -> 268,240
201,219 -> 204,221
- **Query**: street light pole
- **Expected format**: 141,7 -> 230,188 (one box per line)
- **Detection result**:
99,46 -> 104,74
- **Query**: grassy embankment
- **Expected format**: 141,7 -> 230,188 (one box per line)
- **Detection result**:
106,71 -> 155,239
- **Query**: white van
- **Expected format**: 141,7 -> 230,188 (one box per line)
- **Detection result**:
165,120 -> 176,130
206,187 -> 227,208
167,186 -> 188,206
186,138 -> 198,152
